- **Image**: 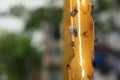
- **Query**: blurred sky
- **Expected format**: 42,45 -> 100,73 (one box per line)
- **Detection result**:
0,0 -> 63,33
0,0 -> 48,12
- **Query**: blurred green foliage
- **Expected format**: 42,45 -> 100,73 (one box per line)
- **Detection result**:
97,0 -> 116,11
0,33 -> 42,80
25,8 -> 63,39
93,0 -> 120,33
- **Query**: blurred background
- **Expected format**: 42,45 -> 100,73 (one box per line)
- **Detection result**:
0,0 -> 120,80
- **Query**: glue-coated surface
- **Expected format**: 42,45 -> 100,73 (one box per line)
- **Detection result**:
63,0 -> 94,80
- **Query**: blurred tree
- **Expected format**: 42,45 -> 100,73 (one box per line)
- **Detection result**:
97,0 -> 116,11
25,8 -> 63,39
10,5 -> 27,17
0,33 -> 42,80
93,0 -> 119,33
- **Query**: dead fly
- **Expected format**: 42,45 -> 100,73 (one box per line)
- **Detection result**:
95,38 -> 98,47
66,64 -> 70,69
92,5 -> 94,11
71,41 -> 74,46
70,9 -> 77,17
69,27 -> 77,37
92,60 -> 96,67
